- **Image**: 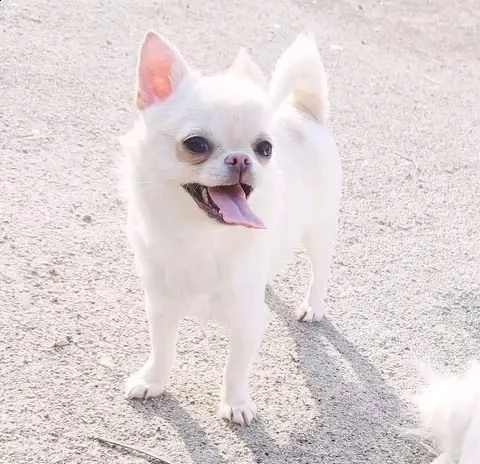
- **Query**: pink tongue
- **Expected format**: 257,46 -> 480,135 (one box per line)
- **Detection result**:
207,185 -> 265,229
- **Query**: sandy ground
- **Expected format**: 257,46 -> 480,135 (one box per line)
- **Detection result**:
1,1 -> 479,463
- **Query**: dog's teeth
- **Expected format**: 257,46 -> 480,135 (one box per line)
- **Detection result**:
202,188 -> 209,204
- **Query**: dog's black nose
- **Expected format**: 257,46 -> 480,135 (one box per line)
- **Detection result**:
224,153 -> 251,169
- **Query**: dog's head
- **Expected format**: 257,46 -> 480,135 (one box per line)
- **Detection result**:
126,32 -> 274,229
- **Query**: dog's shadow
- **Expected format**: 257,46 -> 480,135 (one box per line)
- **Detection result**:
131,286 -> 432,464
229,287 -> 431,463
130,393 -> 229,464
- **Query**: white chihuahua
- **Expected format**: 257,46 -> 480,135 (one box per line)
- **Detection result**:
121,31 -> 342,425
418,361 -> 480,464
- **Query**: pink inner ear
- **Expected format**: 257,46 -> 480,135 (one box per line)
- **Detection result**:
137,33 -> 174,109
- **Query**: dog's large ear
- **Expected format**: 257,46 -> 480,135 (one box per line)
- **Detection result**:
228,48 -> 267,90
136,31 -> 191,110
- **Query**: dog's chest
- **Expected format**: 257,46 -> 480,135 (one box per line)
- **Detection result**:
148,236 -> 241,321
165,250 -> 224,295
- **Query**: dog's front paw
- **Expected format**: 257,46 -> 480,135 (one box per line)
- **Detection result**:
296,301 -> 327,322
219,399 -> 257,426
125,365 -> 167,399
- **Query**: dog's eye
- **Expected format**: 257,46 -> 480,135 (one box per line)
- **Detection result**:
254,140 -> 272,157
183,136 -> 212,155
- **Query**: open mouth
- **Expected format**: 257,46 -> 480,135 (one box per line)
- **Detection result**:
183,183 -> 265,229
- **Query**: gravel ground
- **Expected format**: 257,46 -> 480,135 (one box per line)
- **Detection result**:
1,1 -> 479,463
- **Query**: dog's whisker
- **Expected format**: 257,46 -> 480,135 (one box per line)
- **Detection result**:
131,179 -> 162,192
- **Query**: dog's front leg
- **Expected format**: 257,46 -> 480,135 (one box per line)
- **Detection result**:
126,291 -> 180,399
220,298 -> 268,426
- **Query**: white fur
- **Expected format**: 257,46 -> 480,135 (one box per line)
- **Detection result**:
418,361 -> 480,463
121,32 -> 342,425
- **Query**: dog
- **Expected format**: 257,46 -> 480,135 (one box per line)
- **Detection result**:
120,31 -> 342,425
417,361 -> 480,463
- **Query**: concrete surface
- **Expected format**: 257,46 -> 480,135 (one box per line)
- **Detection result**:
1,0 -> 479,463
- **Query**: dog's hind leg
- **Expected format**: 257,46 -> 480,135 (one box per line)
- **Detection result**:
297,219 -> 338,322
